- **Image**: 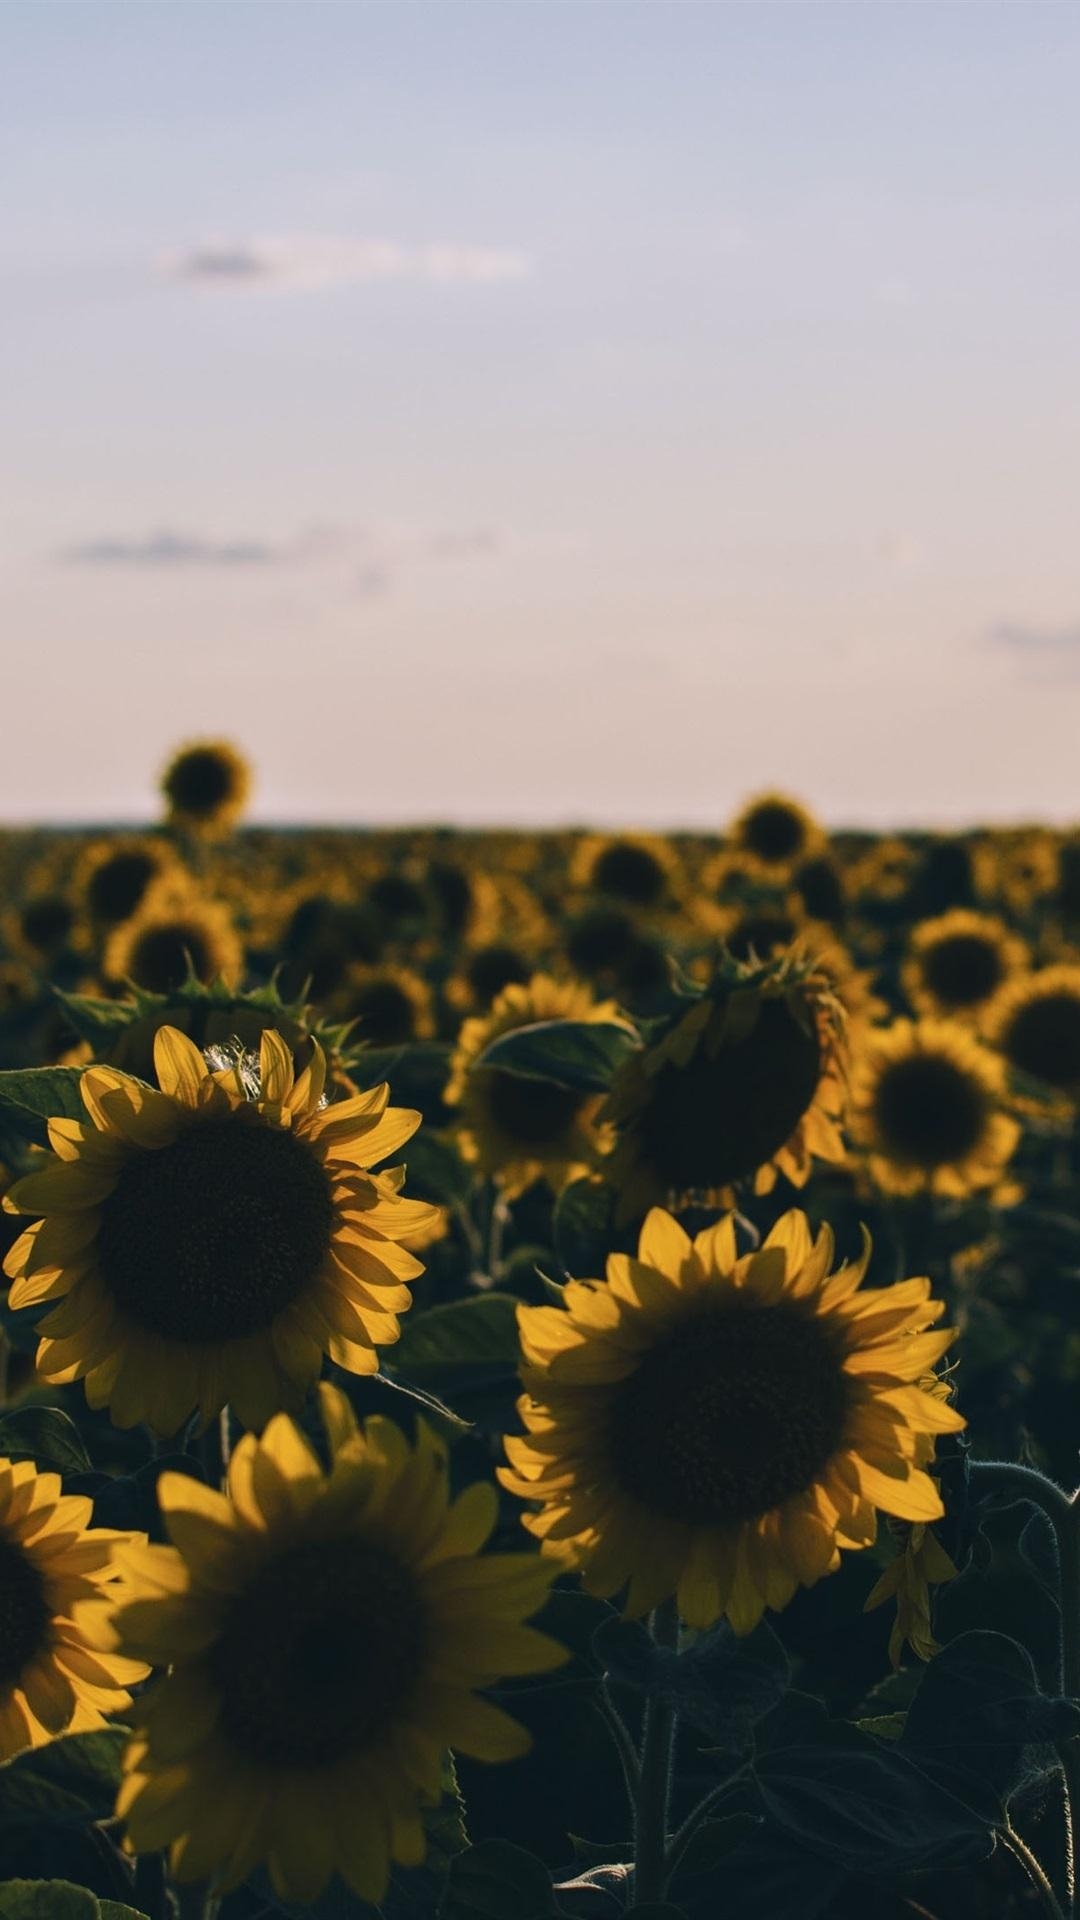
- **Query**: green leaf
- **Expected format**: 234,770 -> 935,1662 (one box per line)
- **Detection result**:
553,1179 -> 621,1279
902,1628 -> 1080,1803
392,1295 -> 521,1378
593,1616 -> 790,1749
475,1021 -> 638,1092
672,1814 -> 760,1878
392,1131 -> 471,1204
0,1068 -> 87,1147
0,1406 -> 92,1477
0,1728 -> 128,1827
854,1712 -> 906,1743
52,989 -> 138,1049
439,1840 -> 554,1919
0,1884 -> 146,1919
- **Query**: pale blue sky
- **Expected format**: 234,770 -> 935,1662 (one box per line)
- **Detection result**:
3,2 -> 1080,828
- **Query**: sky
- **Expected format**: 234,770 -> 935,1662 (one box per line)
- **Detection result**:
3,1 -> 1080,831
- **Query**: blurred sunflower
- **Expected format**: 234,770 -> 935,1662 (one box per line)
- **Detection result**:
499,1207 -> 961,1632
444,941 -> 533,1015
85,1386 -> 564,1904
75,835 -> 180,932
570,833 -> 681,912
849,1018 -> 1020,1198
728,793 -> 824,878
602,951 -> 847,1219
902,910 -> 1029,1025
4,890 -> 82,969
994,831 -> 1060,916
3,1026 -> 438,1432
344,963 -> 435,1047
986,964 -> 1080,1103
0,1455 -> 147,1758
103,883 -> 244,995
446,974 -> 623,1199
162,740 -> 251,837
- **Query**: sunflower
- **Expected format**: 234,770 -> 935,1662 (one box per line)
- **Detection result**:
446,975 -> 625,1200
444,941 -> 533,1015
570,834 -> 681,912
75,835 -> 180,931
601,951 -> 847,1220
902,910 -> 1029,1024
103,882 -> 244,995
727,792 -> 825,878
82,1385 -> 564,1904
849,1018 -> 1020,1199
985,964 -> 1080,1103
0,1455 -> 147,1759
343,963 -> 435,1047
4,890 -> 82,968
161,740 -> 251,837
499,1207 -> 962,1632
3,1026 -> 439,1433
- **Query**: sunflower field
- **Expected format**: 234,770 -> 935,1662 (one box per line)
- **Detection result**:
3,745 -> 1080,1920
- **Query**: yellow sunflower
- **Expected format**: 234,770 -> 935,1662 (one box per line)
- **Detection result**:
849,1018 -> 1021,1199
601,951 -> 847,1220
75,834 -> 181,932
3,1026 -> 439,1433
446,974 -> 625,1200
727,792 -> 825,878
901,910 -> 1028,1025
161,739 -> 251,837
103,882 -> 244,996
81,1385 -> 564,1905
570,833 -> 681,913
985,965 -> 1080,1105
499,1207 -> 962,1632
344,963 -> 436,1047
0,1455 -> 147,1759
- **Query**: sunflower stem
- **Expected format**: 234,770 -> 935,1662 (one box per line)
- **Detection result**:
1000,1824 -> 1068,1920
630,1597 -> 680,1908
968,1460 -> 1080,1916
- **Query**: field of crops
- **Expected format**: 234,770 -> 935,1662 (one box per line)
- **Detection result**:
2,743 -> 1080,1920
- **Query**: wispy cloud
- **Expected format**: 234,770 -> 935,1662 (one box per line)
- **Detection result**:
57,522 -> 508,597
988,620 -> 1080,654
157,235 -> 534,292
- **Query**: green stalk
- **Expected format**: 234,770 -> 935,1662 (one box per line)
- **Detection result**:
631,1598 -> 680,1909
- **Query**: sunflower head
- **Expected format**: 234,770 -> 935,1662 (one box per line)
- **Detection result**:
500,1207 -> 962,1632
986,964 -> 1080,1103
850,1017 -> 1021,1198
76,835 -> 179,930
102,882 -> 244,995
3,1025 -> 439,1433
0,1456 -> 147,1759
446,973 -> 625,1199
571,834 -> 680,912
728,793 -> 824,877
601,949 -> 847,1218
344,963 -> 435,1047
902,910 -> 1029,1024
81,1385 -> 564,1905
162,740 -> 251,836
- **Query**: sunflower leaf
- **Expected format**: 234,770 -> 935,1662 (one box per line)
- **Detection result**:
0,1887 -> 147,1920
391,1294 -> 521,1377
438,1839 -> 554,1919
0,1067 -> 88,1146
0,1405 -> 92,1477
475,1021 -> 639,1091
592,1617 -> 790,1749
51,988 -> 138,1048
0,1730 -> 128,1829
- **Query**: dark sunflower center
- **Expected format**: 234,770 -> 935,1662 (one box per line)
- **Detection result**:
467,944 -> 531,1004
351,980 -> 418,1046
209,1535 -> 427,1768
97,1116 -> 334,1342
607,1303 -> 848,1524
21,896 -> 74,952
741,805 -> 805,864
127,923 -> 213,993
921,933 -> 1004,1009
0,1533 -> 51,1686
591,842 -> 667,908
725,911 -> 798,962
1004,992 -> 1080,1093
483,1068 -> 586,1149
167,749 -> 235,814
873,1052 -> 987,1167
567,907 -> 637,975
633,994 -> 822,1191
366,874 -> 427,930
89,851 -> 158,924
796,857 -> 845,925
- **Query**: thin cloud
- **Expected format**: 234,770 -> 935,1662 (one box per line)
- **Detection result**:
158,235 -> 534,292
988,620 -> 1080,654
59,532 -> 278,568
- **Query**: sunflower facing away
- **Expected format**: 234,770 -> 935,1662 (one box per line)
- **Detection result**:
849,1017 -> 1021,1199
0,1455 -> 147,1759
3,1026 -> 438,1433
601,950 -> 847,1219
161,739 -> 251,837
499,1207 -> 962,1632
985,964 -> 1080,1104
81,1385 -> 564,1904
901,909 -> 1028,1025
446,974 -> 625,1199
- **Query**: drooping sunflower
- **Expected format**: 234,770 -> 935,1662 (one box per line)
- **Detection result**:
446,974 -> 626,1199
601,950 -> 847,1220
103,882 -> 244,995
75,834 -> 180,932
727,792 -> 825,878
3,1026 -> 439,1433
0,1455 -> 147,1759
849,1018 -> 1021,1199
902,910 -> 1029,1025
499,1207 -> 962,1632
83,1385 -> 564,1905
161,740 -> 251,837
985,964 -> 1080,1104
